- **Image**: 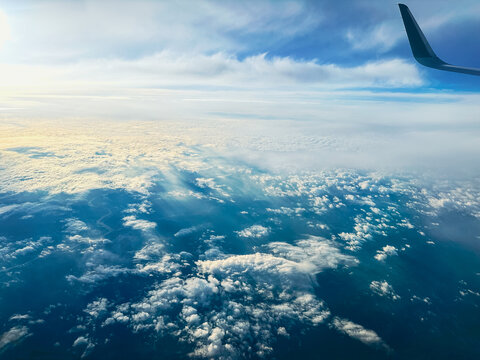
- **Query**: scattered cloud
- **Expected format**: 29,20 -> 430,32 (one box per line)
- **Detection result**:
72,335 -> 95,358
332,317 -> 389,350
84,298 -> 109,318
236,225 -> 270,238
0,326 -> 30,352
374,245 -> 398,262
175,226 -> 202,238
370,280 -> 401,300
99,235 -> 356,358
123,216 -> 157,232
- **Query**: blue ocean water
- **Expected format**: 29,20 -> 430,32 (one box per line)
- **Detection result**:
0,156 -> 479,359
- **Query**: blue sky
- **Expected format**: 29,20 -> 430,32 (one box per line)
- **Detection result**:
0,0 -> 480,176
1,0 -> 480,91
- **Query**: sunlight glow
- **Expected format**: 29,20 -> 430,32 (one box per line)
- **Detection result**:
0,9 -> 11,49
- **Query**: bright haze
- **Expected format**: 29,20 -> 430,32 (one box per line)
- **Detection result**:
0,1 -> 479,359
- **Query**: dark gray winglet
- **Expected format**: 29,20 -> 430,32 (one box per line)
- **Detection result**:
398,3 -> 480,76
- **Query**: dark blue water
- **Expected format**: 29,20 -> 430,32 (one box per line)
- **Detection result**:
0,165 -> 479,359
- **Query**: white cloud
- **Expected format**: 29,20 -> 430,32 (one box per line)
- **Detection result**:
374,245 -> 398,262
133,242 -> 164,261
175,226 -> 201,238
72,336 -> 95,359
64,218 -> 89,233
266,207 -> 304,216
102,235 -> 355,358
1,0 -> 321,63
123,215 -> 157,232
67,235 -> 111,253
0,53 -> 424,91
0,326 -> 30,351
0,204 -> 20,216
2,93 -> 480,199
66,265 -> 130,284
370,280 -> 401,300
0,236 -> 53,263
8,314 -> 30,321
84,298 -> 109,318
267,236 -> 358,274
332,317 -> 389,350
236,225 -> 270,238
346,22 -> 402,52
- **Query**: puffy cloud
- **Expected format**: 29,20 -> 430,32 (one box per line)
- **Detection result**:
0,326 -> 30,352
332,317 -> 389,350
266,207 -> 305,216
0,204 -> 20,216
84,298 -> 109,318
103,235 -> 354,358
346,22 -> 401,52
175,226 -> 201,238
0,49 -> 425,94
267,236 -> 358,274
72,336 -> 95,359
370,280 -> 401,300
8,314 -> 30,321
0,236 -> 53,263
374,245 -> 398,262
66,235 -> 111,254
122,216 -> 157,232
236,225 -> 270,238
66,265 -> 130,284
133,242 -> 164,261
64,218 -> 89,233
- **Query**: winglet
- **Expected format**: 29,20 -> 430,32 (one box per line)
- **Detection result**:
398,4 -> 444,67
398,3 -> 480,76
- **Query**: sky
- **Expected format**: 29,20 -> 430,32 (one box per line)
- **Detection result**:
1,0 -> 480,88
0,0 -> 480,174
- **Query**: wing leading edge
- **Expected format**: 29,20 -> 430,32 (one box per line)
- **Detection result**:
398,3 -> 480,76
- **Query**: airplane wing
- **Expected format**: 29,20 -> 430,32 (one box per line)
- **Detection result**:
398,3 -> 480,76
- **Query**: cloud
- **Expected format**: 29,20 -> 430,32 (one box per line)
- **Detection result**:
122,216 -> 157,232
84,298 -> 109,318
0,204 -> 20,216
1,0 -> 322,62
175,226 -> 201,238
236,225 -> 270,238
267,236 -> 358,273
133,242 -> 164,261
0,326 -> 30,352
66,265 -> 130,284
66,235 -> 111,254
72,335 -> 95,358
8,314 -> 31,321
332,317 -> 389,350
374,245 -> 398,262
99,235 -> 355,358
346,22 -> 402,52
64,218 -> 89,233
0,52 -> 424,91
0,236 -> 53,264
370,280 -> 401,300
266,207 -> 305,216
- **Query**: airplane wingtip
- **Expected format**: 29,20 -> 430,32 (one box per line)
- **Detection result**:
398,3 -> 480,76
398,4 -> 410,15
